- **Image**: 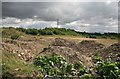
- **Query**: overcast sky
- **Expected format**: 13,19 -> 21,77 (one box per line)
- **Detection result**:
2,1 -> 119,33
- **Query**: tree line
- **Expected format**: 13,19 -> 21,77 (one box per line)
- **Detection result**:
2,27 -> 120,39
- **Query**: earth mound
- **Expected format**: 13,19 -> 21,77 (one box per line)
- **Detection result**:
98,43 -> 120,61
40,38 -> 106,68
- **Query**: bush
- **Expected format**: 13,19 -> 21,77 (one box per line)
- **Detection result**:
81,74 -> 94,79
95,60 -> 120,79
34,54 -> 86,77
89,35 -> 97,38
25,29 -> 38,35
11,34 -> 20,40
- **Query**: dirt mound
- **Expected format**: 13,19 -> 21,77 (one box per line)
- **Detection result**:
39,38 -> 106,68
2,37 -> 53,62
98,43 -> 120,61
2,39 -> 35,61
109,43 -> 120,52
40,38 -> 107,68
40,46 -> 79,63
53,38 -> 105,55
53,38 -> 75,47
79,40 -> 105,50
40,45 -> 93,68
63,40 -> 105,57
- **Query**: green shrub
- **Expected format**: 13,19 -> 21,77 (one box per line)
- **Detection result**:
34,54 -> 86,77
11,34 -> 20,40
89,35 -> 97,38
81,74 -> 95,79
96,60 -> 120,79
25,29 -> 38,35
66,64 -> 73,74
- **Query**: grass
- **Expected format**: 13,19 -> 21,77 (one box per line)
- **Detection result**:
2,27 -> 118,46
2,28 -> 28,38
96,38 -> 118,46
40,35 -> 118,46
2,50 -> 39,77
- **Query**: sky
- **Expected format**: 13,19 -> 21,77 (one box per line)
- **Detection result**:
2,1 -> 119,33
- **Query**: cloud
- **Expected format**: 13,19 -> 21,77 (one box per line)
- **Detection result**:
2,2 -> 118,33
2,17 -> 57,29
2,17 -> 21,25
3,2 -> 118,23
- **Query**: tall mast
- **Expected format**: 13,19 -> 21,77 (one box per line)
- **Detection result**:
57,19 -> 59,27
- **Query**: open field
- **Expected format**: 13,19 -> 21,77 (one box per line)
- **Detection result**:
42,35 -> 118,46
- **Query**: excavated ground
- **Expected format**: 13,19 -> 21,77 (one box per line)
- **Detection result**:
2,37 -> 120,69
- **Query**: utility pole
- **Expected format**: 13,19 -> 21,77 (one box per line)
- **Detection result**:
57,19 -> 59,27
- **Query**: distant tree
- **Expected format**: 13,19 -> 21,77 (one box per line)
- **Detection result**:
25,29 -> 38,35
89,35 -> 97,38
16,28 -> 26,32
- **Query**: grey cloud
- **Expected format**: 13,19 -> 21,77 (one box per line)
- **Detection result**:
3,2 -> 118,23
2,2 -> 118,33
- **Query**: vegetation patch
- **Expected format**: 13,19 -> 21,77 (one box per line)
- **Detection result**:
11,34 -> 20,40
15,27 -> 119,39
34,54 -> 120,79
2,50 -> 40,78
34,54 -> 87,77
